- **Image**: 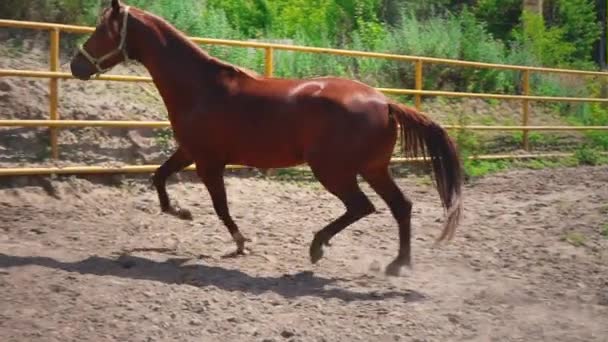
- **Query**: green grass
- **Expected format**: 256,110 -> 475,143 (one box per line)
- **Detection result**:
513,156 -> 579,169
250,153 -> 603,187
480,116 -> 498,126
574,146 -> 608,166
464,159 -> 511,178
563,232 -> 586,247
600,224 -> 608,239
462,154 -> 606,179
263,168 -> 324,189
508,132 -> 564,149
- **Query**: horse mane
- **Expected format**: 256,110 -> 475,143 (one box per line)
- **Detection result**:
132,7 -> 259,79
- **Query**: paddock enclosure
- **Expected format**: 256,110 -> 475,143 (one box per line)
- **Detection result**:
1,14 -> 608,342
1,165 -> 607,341
1,18 -> 608,175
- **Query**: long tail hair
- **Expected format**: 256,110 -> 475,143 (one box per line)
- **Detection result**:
388,102 -> 463,242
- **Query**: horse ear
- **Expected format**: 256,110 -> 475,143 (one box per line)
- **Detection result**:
111,0 -> 121,13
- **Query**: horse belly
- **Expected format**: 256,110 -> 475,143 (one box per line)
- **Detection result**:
230,139 -> 305,168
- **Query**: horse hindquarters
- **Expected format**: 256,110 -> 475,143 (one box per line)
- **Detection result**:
304,104 -> 399,267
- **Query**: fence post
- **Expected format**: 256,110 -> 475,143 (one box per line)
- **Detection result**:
264,47 -> 274,78
415,59 -> 423,111
522,69 -> 530,150
49,28 -> 60,159
262,47 -> 276,177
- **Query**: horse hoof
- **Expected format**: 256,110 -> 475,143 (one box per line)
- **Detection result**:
385,262 -> 402,277
385,258 -> 411,277
221,248 -> 250,259
309,244 -> 324,264
176,208 -> 193,220
166,207 -> 193,220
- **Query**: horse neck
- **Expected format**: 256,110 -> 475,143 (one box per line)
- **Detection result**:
130,15 -> 228,113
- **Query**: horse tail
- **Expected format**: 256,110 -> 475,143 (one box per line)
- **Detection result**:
388,102 -> 463,242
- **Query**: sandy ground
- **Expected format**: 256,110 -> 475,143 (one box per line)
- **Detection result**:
1,165 -> 607,342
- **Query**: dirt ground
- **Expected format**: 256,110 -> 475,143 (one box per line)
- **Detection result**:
1,30 -> 606,342
1,165 -> 607,342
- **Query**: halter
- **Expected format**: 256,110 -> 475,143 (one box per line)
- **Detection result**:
78,6 -> 132,76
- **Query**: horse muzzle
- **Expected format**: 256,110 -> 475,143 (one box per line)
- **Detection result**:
70,56 -> 94,81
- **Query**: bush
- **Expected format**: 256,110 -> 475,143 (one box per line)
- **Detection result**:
565,81 -> 608,150
513,11 -> 575,68
552,0 -> 602,65
473,0 -> 521,41
0,0 -> 100,23
574,145 -> 601,165
1,0 -> 602,106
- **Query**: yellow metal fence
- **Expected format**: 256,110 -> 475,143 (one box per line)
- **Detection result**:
1,19 -> 608,177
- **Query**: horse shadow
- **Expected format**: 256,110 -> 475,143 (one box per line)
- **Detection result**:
0,253 -> 426,303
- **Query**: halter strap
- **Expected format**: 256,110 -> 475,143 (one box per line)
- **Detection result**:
78,6 -> 131,76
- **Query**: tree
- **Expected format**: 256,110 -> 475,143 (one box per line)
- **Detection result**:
474,0 -> 521,41
597,0 -> 607,69
523,0 -> 543,13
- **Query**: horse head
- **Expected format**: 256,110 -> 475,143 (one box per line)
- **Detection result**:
70,0 -> 134,80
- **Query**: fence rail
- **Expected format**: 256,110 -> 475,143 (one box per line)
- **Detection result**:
0,153 -> 595,177
2,120 -> 608,131
1,19 -> 608,177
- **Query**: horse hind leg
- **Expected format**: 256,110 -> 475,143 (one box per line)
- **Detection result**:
152,147 -> 194,220
309,168 -> 375,264
361,166 -> 413,276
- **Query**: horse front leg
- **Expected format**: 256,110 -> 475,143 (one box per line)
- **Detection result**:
197,164 -> 251,257
152,147 -> 194,220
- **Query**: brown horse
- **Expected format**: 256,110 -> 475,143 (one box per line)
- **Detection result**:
70,0 -> 463,276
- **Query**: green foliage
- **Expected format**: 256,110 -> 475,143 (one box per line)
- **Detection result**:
273,1 -> 331,38
273,33 -> 348,78
431,150 -> 605,180
474,0 -> 521,41
0,0 -> 100,23
119,0 -> 238,38
579,104 -> 608,150
565,82 -> 608,150
4,0 -> 604,94
514,11 -> 575,67
521,158 -> 556,170
389,12 -> 461,59
383,9 -> 519,93
154,128 -> 174,156
268,167 -> 319,185
508,131 -> 563,150
207,0 -> 271,37
458,9 -> 513,93
574,145 -> 602,166
552,0 -> 602,65
386,0 -> 455,19
446,114 -> 492,180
